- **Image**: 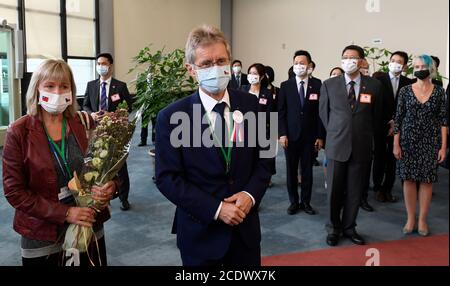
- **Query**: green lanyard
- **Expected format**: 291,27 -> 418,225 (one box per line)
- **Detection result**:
205,111 -> 234,173
44,117 -> 72,179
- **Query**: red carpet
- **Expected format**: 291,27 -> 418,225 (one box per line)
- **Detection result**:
262,234 -> 449,266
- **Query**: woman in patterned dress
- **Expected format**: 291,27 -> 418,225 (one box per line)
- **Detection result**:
393,54 -> 448,236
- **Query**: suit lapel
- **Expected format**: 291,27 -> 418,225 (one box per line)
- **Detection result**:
228,90 -> 241,175
385,73 -> 395,96
355,76 -> 368,113
289,78 -> 301,109
191,92 -> 224,170
338,76 -> 352,113
93,79 -> 100,111
108,78 -> 116,108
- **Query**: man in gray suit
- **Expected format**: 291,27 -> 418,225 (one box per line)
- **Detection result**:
319,45 -> 383,246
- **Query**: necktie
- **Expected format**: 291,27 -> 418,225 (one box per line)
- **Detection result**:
392,77 -> 399,97
299,81 -> 305,108
348,81 -> 356,110
100,81 -> 107,111
212,102 -> 228,147
236,75 -> 241,87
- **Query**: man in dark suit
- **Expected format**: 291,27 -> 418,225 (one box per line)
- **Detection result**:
83,53 -> 133,211
155,25 -> 272,266
228,60 -> 249,90
319,45 -> 383,246
278,50 -> 325,216
373,51 -> 413,203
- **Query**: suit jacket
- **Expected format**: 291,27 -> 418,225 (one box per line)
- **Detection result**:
228,73 -> 249,90
155,88 -> 272,261
374,73 -> 412,130
319,75 -> 383,162
82,78 -> 133,113
240,85 -> 275,113
278,77 -> 325,142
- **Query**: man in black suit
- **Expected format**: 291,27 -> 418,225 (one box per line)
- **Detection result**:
373,51 -> 413,203
228,60 -> 249,90
156,26 -> 272,266
278,50 -> 325,216
319,45 -> 383,246
83,53 -> 133,211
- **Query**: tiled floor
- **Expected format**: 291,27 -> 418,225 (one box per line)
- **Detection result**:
0,122 -> 448,265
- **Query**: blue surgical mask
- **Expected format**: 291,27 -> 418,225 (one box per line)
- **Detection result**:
96,65 -> 109,77
194,65 -> 231,94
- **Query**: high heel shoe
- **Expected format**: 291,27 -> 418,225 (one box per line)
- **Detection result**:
418,229 -> 429,236
402,227 -> 414,235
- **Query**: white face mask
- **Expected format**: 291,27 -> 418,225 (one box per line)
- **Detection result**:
232,66 -> 242,74
96,65 -> 109,77
293,64 -> 307,76
38,90 -> 72,115
341,59 -> 359,75
247,74 -> 260,85
195,65 -> 231,94
388,62 -> 403,74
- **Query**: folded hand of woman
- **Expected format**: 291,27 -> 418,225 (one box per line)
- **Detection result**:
91,181 -> 116,208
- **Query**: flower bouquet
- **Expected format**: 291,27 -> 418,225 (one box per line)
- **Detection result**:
63,105 -> 142,265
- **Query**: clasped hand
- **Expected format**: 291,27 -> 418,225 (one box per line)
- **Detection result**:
65,181 -> 116,227
218,192 -> 254,226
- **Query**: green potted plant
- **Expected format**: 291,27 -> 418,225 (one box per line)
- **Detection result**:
363,47 -> 414,77
363,46 -> 447,81
129,45 -> 197,128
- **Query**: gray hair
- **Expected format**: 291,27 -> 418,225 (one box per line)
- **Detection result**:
26,59 -> 79,118
185,25 -> 231,64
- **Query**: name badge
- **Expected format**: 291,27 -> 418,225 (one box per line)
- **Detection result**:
58,186 -> 73,203
111,93 -> 121,102
360,93 -> 372,104
309,93 -> 318,100
259,98 -> 267,105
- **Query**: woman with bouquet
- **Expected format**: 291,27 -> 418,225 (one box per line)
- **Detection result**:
2,59 -> 118,266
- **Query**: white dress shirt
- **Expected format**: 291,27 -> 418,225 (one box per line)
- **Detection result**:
198,88 -> 256,220
99,76 -> 112,110
389,71 -> 400,97
296,76 -> 309,98
344,73 -> 361,101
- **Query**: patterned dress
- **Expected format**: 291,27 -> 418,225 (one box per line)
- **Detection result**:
394,85 -> 448,183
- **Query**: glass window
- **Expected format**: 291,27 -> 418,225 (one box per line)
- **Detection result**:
68,58 -> 96,96
25,0 -> 61,72
0,0 -> 18,26
67,0 -> 96,57
0,29 -> 13,127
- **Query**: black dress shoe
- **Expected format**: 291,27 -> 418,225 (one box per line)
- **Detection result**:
375,191 -> 387,202
385,193 -> 398,203
343,231 -> 365,245
287,203 -> 300,215
137,141 -> 147,147
300,203 -> 317,215
120,200 -> 130,211
360,200 -> 374,212
326,233 -> 340,246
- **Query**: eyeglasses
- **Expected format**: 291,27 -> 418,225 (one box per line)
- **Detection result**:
193,58 -> 230,69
